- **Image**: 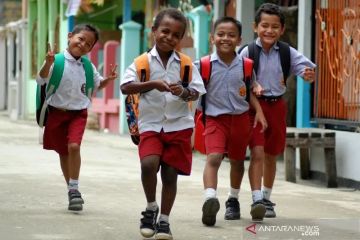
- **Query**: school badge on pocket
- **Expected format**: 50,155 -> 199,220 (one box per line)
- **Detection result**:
239,86 -> 247,97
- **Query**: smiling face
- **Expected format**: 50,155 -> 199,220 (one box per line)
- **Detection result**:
254,13 -> 285,51
67,30 -> 97,58
152,15 -> 186,56
211,21 -> 242,56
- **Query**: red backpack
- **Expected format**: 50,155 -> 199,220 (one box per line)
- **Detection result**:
193,56 -> 254,154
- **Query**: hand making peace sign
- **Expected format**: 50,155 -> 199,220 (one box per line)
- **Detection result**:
45,42 -> 56,65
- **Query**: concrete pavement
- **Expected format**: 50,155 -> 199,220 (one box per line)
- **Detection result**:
0,111 -> 359,240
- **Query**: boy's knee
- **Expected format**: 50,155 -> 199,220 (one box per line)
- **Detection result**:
141,157 -> 159,174
68,143 -> 80,153
207,154 -> 223,167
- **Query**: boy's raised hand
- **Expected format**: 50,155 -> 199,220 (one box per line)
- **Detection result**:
303,67 -> 315,83
107,64 -> 118,81
45,42 -> 56,65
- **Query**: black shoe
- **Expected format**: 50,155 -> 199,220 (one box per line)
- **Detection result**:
202,198 -> 220,226
224,198 -> 240,220
140,208 -> 159,238
250,200 -> 266,222
263,199 -> 276,218
68,189 -> 84,211
155,221 -> 172,240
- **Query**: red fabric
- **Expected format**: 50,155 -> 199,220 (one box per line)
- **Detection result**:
194,111 -> 206,154
43,108 -> 88,155
249,98 -> 287,155
204,113 -> 250,161
138,128 -> 193,175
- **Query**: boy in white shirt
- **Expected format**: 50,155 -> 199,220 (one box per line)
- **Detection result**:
121,8 -> 206,240
37,24 -> 117,211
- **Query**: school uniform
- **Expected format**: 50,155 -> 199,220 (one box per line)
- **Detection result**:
194,52 -> 255,160
239,38 -> 316,155
36,49 -> 103,155
121,46 -> 206,175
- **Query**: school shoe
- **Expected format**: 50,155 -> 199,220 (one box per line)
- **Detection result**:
250,200 -> 266,222
68,189 -> 84,211
155,221 -> 173,240
263,199 -> 276,218
140,208 -> 159,238
224,198 -> 240,220
202,198 -> 220,226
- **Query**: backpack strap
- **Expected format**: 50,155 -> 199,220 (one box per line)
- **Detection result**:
200,55 -> 212,85
46,53 -> 65,98
199,55 -> 212,124
247,41 -> 261,76
134,52 -> 150,83
277,41 -> 291,82
242,57 -> 254,102
177,51 -> 193,88
81,56 -> 95,98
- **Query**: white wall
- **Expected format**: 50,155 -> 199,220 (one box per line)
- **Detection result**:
309,131 -> 360,182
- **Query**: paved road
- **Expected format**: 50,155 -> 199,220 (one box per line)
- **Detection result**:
0,111 -> 359,240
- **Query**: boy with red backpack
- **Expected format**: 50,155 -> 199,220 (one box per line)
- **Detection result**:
196,17 -> 267,226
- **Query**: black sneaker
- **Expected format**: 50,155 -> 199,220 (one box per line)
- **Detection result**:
202,198 -> 220,226
263,199 -> 276,218
68,189 -> 84,211
250,200 -> 266,222
140,208 -> 159,238
155,221 -> 172,240
224,198 -> 240,220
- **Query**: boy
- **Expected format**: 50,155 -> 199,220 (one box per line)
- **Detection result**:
239,3 -> 316,218
36,24 -> 118,211
197,17 -> 267,226
120,8 -> 206,240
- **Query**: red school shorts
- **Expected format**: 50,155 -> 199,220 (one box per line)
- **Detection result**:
249,98 -> 287,156
43,107 -> 88,155
138,128 -> 193,175
204,113 -> 250,161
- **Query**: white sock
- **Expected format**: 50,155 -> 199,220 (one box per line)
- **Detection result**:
204,188 -> 216,200
146,201 -> 159,211
68,178 -> 79,190
228,187 -> 240,199
252,190 -> 263,202
262,186 -> 272,200
159,214 -> 169,223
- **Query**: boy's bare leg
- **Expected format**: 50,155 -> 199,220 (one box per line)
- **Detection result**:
203,153 -> 223,189
263,153 -> 277,189
229,159 -> 244,189
160,163 -> 178,216
59,154 -> 70,184
249,146 -> 265,190
141,155 -> 160,203
68,143 -> 81,180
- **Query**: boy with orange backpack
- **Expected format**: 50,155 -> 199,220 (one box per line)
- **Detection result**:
120,8 -> 206,239
195,17 -> 267,226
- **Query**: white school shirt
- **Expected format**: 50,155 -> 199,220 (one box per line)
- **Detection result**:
36,49 -> 103,110
121,47 -> 206,134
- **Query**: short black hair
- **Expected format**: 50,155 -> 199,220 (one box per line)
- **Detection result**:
72,24 -> 100,43
213,16 -> 242,37
255,3 -> 285,27
153,8 -> 187,37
